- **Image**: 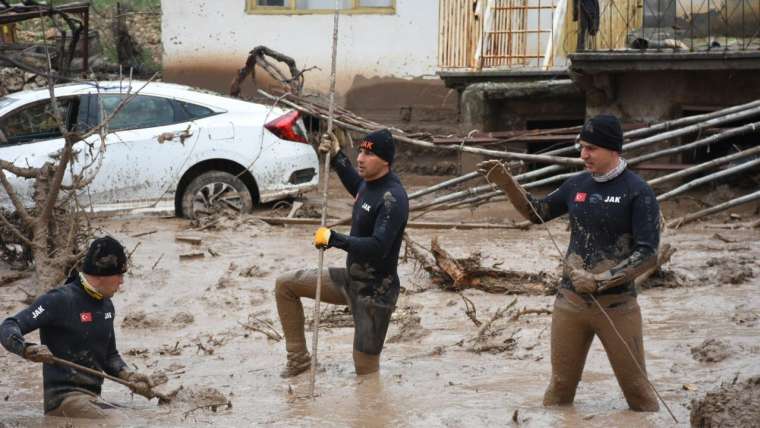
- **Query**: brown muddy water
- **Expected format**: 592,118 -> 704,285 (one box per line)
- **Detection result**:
0,175 -> 758,427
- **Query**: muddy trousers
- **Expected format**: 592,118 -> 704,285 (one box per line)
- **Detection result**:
46,391 -> 125,420
275,269 -> 380,376
543,291 -> 659,411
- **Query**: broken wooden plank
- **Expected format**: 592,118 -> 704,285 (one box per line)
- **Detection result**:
179,252 -> 205,261
175,235 -> 203,245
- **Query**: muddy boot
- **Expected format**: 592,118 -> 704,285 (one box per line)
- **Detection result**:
353,349 -> 380,375
280,351 -> 311,378
275,273 -> 311,378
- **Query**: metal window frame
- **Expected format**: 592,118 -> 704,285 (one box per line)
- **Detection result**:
246,0 -> 396,15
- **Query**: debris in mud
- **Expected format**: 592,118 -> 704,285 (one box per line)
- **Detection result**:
171,312 -> 195,327
406,236 -> 557,295
216,263 -> 240,289
705,256 -> 756,285
468,298 -> 520,354
387,306 -> 430,343
691,338 -> 733,363
239,313 -> 283,341
690,376 -> 760,428
164,386 -> 232,417
731,306 -> 759,327
158,341 -> 183,356
122,310 -> 162,329
639,267 -> 693,289
125,347 -> 149,357
179,252 -> 205,261
239,263 -> 267,278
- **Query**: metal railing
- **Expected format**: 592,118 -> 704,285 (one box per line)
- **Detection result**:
438,0 -> 760,72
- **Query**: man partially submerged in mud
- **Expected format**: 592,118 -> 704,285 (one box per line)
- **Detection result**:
479,114 -> 661,411
275,128 -> 409,377
0,237 -> 155,419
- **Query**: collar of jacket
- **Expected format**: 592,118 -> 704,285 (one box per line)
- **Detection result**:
78,272 -> 104,300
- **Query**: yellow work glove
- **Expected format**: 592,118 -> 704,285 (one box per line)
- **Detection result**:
569,268 -> 597,294
313,227 -> 332,249
318,131 -> 341,156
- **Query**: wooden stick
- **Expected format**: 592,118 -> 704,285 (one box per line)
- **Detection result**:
625,99 -> 760,139
408,171 -> 481,200
657,157 -> 760,202
667,190 -> 760,228
648,145 -> 760,187
310,3 -> 339,400
257,217 -> 529,230
50,356 -> 170,402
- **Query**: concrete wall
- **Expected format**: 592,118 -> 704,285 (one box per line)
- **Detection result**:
581,70 -> 760,122
160,0 -> 440,99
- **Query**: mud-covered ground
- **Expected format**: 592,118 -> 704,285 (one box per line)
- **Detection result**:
0,174 -> 758,427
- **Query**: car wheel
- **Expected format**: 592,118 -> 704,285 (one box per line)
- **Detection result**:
181,171 -> 253,219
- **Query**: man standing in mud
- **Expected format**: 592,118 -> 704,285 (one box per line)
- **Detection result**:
275,128 -> 408,377
0,236 -> 155,419
479,114 -> 660,411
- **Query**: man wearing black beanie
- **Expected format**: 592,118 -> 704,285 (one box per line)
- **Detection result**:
478,114 -> 661,412
274,128 -> 408,377
0,236 -> 156,419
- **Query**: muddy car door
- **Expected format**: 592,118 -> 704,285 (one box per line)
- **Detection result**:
82,93 -> 201,209
0,96 -> 81,208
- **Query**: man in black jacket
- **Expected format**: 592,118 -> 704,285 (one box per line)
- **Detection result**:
275,128 -> 408,377
479,114 -> 660,411
1,236 -> 154,419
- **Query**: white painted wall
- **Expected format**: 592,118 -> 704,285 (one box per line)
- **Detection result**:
161,0 -> 439,94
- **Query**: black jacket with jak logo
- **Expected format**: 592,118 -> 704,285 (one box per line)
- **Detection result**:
0,275 -> 127,413
530,169 -> 660,295
329,151 -> 409,303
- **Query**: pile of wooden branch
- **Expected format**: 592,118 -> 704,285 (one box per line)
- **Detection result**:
405,235 -> 558,295
259,90 -> 760,228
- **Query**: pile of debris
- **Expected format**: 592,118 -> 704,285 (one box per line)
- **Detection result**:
690,376 -> 760,427
406,236 -> 558,295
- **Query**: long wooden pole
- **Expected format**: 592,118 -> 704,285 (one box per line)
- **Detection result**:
657,158 -> 760,202
50,356 -> 170,402
668,190 -> 760,228
648,145 -> 760,187
310,4 -> 340,399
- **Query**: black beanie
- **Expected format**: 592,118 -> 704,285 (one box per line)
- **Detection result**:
82,236 -> 127,276
578,114 -> 623,152
358,128 -> 395,164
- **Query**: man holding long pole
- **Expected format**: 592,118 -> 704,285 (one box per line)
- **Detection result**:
275,129 -> 408,378
479,114 -> 661,412
0,236 -> 155,419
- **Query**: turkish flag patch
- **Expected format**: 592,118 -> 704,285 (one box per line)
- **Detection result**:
80,312 -> 93,323
575,192 -> 587,203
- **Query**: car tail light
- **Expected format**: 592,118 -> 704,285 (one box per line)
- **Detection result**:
264,110 -> 308,144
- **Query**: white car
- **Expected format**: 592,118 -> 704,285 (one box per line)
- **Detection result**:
0,81 -> 319,218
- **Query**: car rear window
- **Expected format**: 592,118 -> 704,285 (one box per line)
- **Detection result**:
100,94 -> 180,131
177,101 -> 215,120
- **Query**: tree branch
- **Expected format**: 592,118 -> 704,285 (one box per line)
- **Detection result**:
0,159 -> 38,178
0,210 -> 34,247
0,169 -> 32,224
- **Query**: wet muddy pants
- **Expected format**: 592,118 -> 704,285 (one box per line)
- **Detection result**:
543,290 -> 659,411
275,268 -> 390,375
46,391 -> 125,420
